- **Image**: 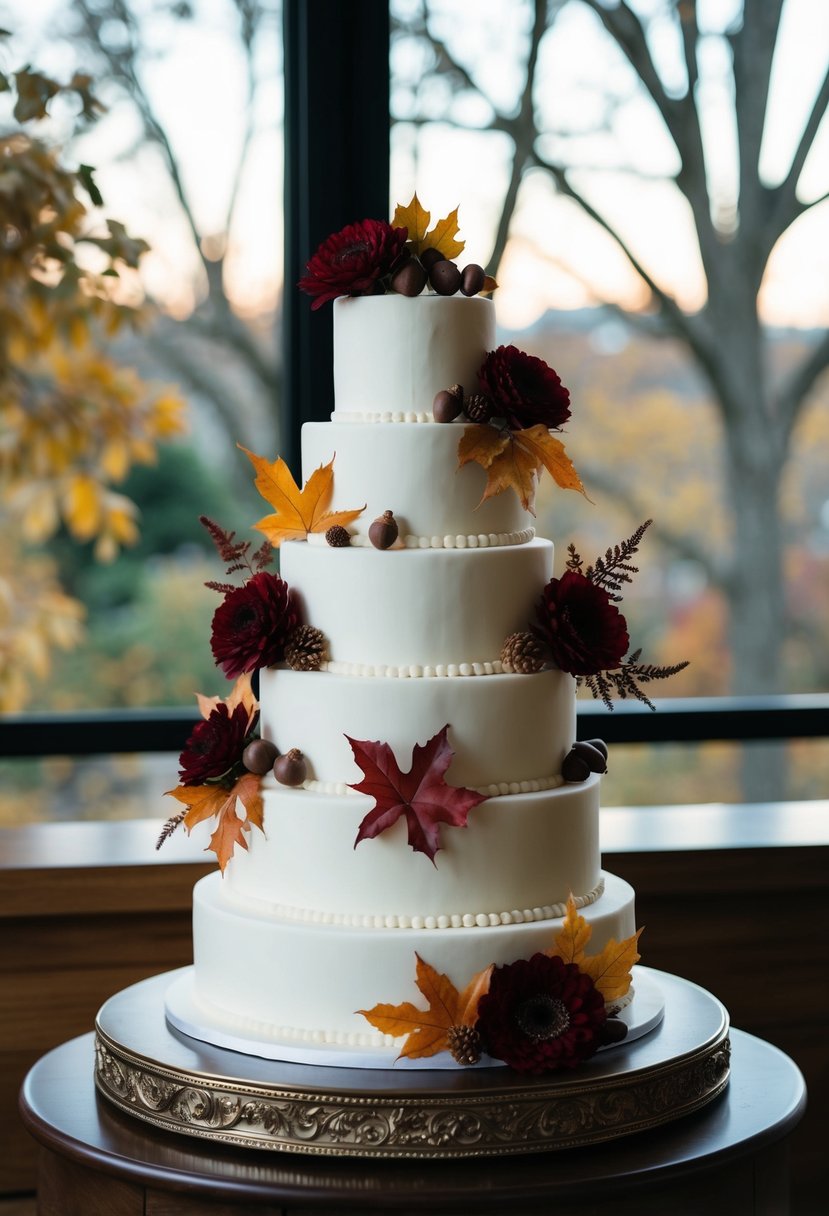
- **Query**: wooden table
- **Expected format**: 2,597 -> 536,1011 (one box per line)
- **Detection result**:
19,1030 -> 804,1215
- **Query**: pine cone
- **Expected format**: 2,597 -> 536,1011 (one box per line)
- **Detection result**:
501,631 -> 548,674
447,1024 -> 483,1066
464,392 -> 494,423
325,525 -> 351,547
284,625 -> 327,672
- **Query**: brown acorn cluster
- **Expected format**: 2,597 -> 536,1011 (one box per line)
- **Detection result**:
241,738 -> 308,787
561,739 -> 608,783
391,247 -> 487,299
432,382 -> 494,425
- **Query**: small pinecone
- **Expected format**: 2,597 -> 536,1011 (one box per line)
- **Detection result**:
501,631 -> 547,674
464,392 -> 494,423
325,525 -> 351,547
447,1024 -> 483,1067
284,625 -> 327,672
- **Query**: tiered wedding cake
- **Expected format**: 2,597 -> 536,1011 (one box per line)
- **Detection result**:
162,206 -> 685,1073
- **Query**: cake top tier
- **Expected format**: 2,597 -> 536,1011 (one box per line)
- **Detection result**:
332,294 -> 494,422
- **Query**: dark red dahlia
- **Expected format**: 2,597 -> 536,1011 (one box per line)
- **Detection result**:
210,571 -> 300,678
478,344 -> 571,431
534,570 -> 629,676
476,953 -> 607,1074
178,702 -> 258,786
298,218 -> 408,310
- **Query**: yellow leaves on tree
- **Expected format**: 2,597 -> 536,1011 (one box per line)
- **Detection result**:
548,896 -> 642,1003
243,448 -> 364,545
360,954 -> 493,1061
458,423 -> 587,514
0,58 -> 186,709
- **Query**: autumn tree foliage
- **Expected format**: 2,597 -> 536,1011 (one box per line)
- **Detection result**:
0,45 -> 185,710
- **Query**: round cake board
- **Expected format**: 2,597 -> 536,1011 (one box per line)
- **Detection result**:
94,967 -> 730,1157
163,965 -> 665,1069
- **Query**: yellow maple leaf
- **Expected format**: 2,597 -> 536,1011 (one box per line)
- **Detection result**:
458,423 -> 540,513
359,954 -> 490,1061
242,447 -> 364,546
392,193 -> 430,247
579,928 -> 643,1003
423,206 -> 465,260
548,895 -> 592,965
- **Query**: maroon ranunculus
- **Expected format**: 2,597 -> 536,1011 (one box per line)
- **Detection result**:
178,702 -> 258,786
298,218 -> 408,310
476,952 -> 607,1074
478,344 -> 571,431
210,571 -> 300,678
534,570 -> 629,676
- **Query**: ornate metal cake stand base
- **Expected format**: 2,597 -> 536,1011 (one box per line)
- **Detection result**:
95,967 -> 730,1159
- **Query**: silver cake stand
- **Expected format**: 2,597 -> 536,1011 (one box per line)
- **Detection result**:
94,966 -> 729,1158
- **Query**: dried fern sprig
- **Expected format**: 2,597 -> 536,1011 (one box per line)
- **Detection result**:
580,649 -> 690,711
199,515 -> 273,581
156,809 -> 186,850
585,519 -> 653,602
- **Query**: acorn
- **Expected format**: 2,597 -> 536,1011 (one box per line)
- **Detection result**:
600,1017 -> 629,1046
273,748 -> 306,787
460,263 -> 486,296
369,510 -> 399,550
420,247 -> 445,272
571,740 -> 608,774
583,738 -> 609,761
432,385 -> 464,423
325,524 -> 351,547
561,749 -> 591,783
391,258 -> 427,298
429,259 -> 462,296
242,738 -> 279,776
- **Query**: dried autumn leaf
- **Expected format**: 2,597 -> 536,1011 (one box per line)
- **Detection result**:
242,447 -> 364,546
392,193 -> 430,248
165,771 -> 263,872
391,195 -> 465,260
580,928 -> 643,1003
458,423 -> 587,513
348,724 -> 488,863
359,953 -> 487,1061
480,275 -> 498,295
195,671 -> 258,727
512,425 -> 588,498
423,206 -> 464,261
548,895 -> 592,965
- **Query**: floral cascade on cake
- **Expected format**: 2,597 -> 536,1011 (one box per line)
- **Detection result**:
159,198 -> 686,1073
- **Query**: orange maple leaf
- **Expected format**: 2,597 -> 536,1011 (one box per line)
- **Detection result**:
548,894 -> 593,965
241,448 -> 364,546
391,194 -> 465,260
166,771 -> 263,873
579,928 -> 643,1003
359,954 -> 492,1061
458,423 -> 586,513
195,671 -> 258,727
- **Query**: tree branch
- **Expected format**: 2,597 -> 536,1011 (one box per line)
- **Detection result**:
766,59 -> 829,244
775,328 -> 829,451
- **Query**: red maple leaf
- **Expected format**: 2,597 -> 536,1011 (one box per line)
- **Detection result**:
347,725 -> 488,864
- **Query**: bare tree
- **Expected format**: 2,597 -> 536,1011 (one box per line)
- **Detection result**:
396,0 -> 829,799
68,0 -> 282,454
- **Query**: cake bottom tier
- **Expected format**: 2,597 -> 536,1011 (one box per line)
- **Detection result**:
190,870 -> 636,1056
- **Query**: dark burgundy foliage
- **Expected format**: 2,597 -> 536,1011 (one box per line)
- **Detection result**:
478,344 -> 571,431
534,570 -> 629,676
210,571 -> 300,678
298,218 -> 408,309
476,953 -> 607,1074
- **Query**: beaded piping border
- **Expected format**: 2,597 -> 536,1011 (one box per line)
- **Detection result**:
331,409 -> 438,424
298,772 -> 565,798
319,658 -> 508,679
220,877 -> 605,935
307,527 -> 535,550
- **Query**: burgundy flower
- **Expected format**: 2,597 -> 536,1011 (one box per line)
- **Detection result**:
534,570 -> 629,676
210,571 -> 300,678
476,952 -> 607,1074
298,218 -> 408,310
178,702 -> 258,786
478,345 -> 571,431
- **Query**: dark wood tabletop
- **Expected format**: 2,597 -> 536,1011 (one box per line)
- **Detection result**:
18,1028 -> 805,1215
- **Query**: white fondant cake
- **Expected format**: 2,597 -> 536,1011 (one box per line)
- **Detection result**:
186,292 -> 639,1063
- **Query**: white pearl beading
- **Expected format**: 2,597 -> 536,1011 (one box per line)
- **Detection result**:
307,527 -> 535,550
331,409 -> 437,424
192,989 -> 397,1049
222,878 -> 605,934
300,773 -> 565,798
319,658 -> 507,679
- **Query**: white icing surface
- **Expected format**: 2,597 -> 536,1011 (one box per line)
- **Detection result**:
333,294 -> 494,417
259,667 -> 576,790
223,776 -> 601,921
302,422 -> 531,544
281,538 -> 553,669
192,871 -> 637,1047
